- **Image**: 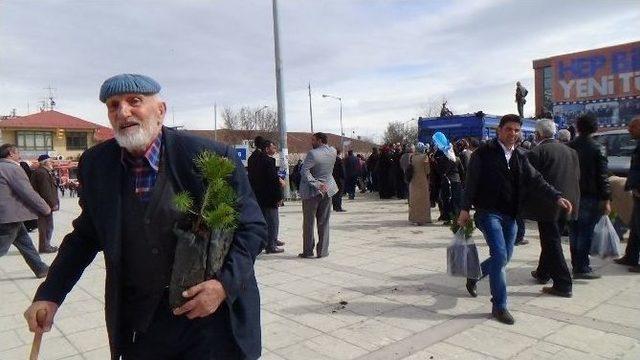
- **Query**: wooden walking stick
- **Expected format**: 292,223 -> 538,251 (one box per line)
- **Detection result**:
29,309 -> 46,360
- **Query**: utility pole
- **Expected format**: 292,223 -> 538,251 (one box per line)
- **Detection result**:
214,103 -> 218,141
44,85 -> 56,110
308,82 -> 314,133
272,0 -> 290,198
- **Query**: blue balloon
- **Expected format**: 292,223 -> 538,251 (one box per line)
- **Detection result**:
432,132 -> 450,151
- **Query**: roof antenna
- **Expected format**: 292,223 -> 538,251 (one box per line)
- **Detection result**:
44,84 -> 56,110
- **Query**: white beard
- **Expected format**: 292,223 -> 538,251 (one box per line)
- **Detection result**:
114,116 -> 162,153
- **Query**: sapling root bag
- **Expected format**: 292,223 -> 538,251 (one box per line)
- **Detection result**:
447,229 -> 482,279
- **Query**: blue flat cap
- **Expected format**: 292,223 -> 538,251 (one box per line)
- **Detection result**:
99,74 -> 161,103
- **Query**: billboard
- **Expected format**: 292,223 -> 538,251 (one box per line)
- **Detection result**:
552,42 -> 640,103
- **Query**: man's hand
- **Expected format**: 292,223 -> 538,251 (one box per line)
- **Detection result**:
318,183 -> 328,194
457,210 -> 471,227
24,301 -> 58,333
601,200 -> 612,216
557,197 -> 573,214
172,279 -> 227,319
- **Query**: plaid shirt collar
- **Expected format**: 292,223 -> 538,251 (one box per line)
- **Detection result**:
121,133 -> 162,171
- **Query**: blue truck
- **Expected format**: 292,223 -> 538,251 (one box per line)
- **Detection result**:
418,113 -> 538,144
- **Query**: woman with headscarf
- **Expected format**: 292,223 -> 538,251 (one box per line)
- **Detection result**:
376,145 -> 395,199
433,132 -> 464,224
409,142 -> 432,225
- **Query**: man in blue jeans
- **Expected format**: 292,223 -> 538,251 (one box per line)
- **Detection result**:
458,114 -> 573,325
568,114 -> 611,278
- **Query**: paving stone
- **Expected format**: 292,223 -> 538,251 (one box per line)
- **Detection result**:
402,342 -> 499,359
512,341 -> 603,360
0,330 -> 22,351
332,319 -> 413,351
275,334 -> 368,360
585,303 -> 640,329
545,324 -> 639,359
445,324 -> 537,359
262,318 -> 322,351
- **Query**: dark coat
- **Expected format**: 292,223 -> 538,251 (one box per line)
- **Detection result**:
333,156 -> 345,191
463,138 -> 562,217
569,135 -> 611,200
31,166 -> 60,210
248,149 -> 282,208
521,139 -> 580,221
33,127 -> 267,360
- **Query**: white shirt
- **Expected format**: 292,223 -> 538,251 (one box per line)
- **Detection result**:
498,140 -> 515,166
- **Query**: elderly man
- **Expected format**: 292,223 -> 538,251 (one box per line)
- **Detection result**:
522,119 -> 580,297
616,116 -> 640,271
568,114 -> 611,279
459,114 -> 572,325
557,129 -> 572,144
0,144 -> 51,278
31,154 -> 60,253
299,132 -> 338,258
24,74 -> 267,359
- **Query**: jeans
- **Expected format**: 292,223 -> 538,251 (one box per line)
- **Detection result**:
569,196 -> 601,273
475,211 -> 517,311
261,207 -> 279,250
0,222 -> 48,275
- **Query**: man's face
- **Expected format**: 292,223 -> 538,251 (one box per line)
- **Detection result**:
497,122 -> 521,148
311,136 -> 320,149
105,94 -> 166,154
628,120 -> 640,139
8,148 -> 20,162
267,143 -> 277,156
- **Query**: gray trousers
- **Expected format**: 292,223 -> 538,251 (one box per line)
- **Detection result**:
0,222 -> 48,275
261,207 -> 279,250
38,214 -> 54,249
302,194 -> 332,257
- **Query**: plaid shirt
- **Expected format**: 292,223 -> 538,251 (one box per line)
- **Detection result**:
121,135 -> 162,202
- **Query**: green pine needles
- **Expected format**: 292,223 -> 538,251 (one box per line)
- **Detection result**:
173,151 -> 239,233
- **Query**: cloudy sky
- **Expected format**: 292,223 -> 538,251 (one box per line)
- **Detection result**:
1,0 -> 639,142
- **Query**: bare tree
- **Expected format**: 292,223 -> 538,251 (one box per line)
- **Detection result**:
418,96 -> 453,118
222,106 -> 278,132
383,121 -> 418,145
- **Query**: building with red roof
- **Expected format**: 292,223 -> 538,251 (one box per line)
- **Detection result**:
0,110 -> 113,160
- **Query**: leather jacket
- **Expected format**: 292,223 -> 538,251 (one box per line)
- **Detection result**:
568,135 -> 611,200
625,142 -> 640,193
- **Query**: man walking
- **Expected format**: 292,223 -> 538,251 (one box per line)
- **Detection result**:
568,114 -> 611,279
24,74 -> 266,359
522,119 -> 580,297
0,144 -> 51,278
31,154 -> 60,253
458,114 -> 572,324
248,139 -> 284,254
616,116 -> 640,271
344,149 -> 360,200
299,132 -> 338,258
332,149 -> 346,212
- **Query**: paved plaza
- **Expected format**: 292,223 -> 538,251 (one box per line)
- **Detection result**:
2,194 -> 640,359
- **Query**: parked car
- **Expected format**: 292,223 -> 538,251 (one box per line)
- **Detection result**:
592,129 -> 636,176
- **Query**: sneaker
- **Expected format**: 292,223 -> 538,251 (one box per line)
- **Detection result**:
573,272 -> 601,280
492,309 -> 515,325
466,278 -> 478,297
541,286 -> 572,298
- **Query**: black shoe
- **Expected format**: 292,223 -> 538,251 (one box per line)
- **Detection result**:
614,257 -> 636,266
276,240 -> 285,246
298,253 -> 314,259
492,309 -> 515,325
35,266 -> 49,279
265,247 -> 284,254
334,209 -> 347,212
628,266 -> 640,273
531,270 -> 550,284
466,278 -> 478,297
316,253 -> 329,259
39,246 -> 58,254
541,286 -> 572,298
573,272 -> 601,280
515,239 -> 529,246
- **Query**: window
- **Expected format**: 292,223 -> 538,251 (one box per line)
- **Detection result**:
66,132 -> 88,150
543,66 -> 553,113
16,131 -> 53,151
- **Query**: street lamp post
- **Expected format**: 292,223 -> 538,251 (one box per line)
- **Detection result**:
272,0 -> 290,198
322,94 -> 344,153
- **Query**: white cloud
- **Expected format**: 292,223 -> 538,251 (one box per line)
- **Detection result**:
1,0 -> 638,139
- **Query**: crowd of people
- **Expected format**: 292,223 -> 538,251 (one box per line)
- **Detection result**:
2,73 -> 640,358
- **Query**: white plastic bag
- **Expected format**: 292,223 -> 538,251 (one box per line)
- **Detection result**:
447,229 -> 482,279
590,215 -> 621,259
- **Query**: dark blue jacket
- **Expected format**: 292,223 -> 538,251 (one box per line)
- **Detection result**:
34,127 -> 267,359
